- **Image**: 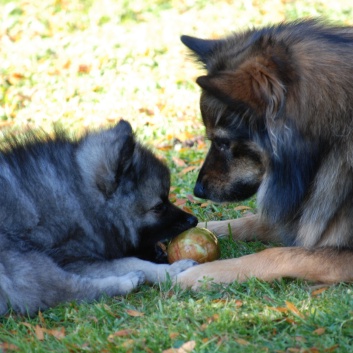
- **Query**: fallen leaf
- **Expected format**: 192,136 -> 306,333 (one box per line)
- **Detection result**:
182,206 -> 193,214
125,309 -> 144,317
121,339 -> 134,349
285,301 -> 305,318
162,340 -> 196,353
235,338 -> 250,345
180,340 -> 196,352
186,194 -> 200,204
38,311 -> 45,326
78,64 -> 91,74
172,157 -> 186,167
180,166 -> 197,175
35,325 -> 45,341
174,198 -> 187,206
311,287 -> 328,296
169,332 -> 179,339
313,327 -> 325,335
108,329 -> 135,342
268,306 -> 288,313
0,342 -> 19,351
234,205 -> 252,211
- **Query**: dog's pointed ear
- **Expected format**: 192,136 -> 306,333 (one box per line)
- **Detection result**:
196,58 -> 285,118
181,35 -> 220,63
77,119 -> 136,198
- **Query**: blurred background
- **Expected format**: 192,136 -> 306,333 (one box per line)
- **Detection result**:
1,0 -> 352,142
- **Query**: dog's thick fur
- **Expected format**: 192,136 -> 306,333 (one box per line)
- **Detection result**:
0,120 -> 197,315
177,19 -> 353,289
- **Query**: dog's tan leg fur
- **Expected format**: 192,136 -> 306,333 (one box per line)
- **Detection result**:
198,214 -> 281,242
176,247 -> 353,290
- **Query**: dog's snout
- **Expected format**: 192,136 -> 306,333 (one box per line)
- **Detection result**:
187,214 -> 198,227
194,181 -> 206,199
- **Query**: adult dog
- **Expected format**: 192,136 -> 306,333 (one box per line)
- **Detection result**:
177,19 -> 353,289
0,120 -> 197,315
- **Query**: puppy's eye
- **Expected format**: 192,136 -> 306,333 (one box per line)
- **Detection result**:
213,138 -> 230,151
151,202 -> 166,213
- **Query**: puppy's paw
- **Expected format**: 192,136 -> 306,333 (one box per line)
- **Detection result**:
167,259 -> 198,277
112,270 -> 146,295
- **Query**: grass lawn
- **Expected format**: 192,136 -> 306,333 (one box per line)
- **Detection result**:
1,0 -> 353,352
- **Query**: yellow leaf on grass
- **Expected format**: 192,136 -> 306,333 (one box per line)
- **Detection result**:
162,340 -> 196,353
174,198 -> 187,206
268,306 -> 288,313
285,301 -> 305,318
169,332 -> 179,339
180,166 -> 197,175
0,342 -> 19,351
125,309 -> 144,317
235,338 -> 250,345
172,157 -> 186,167
313,327 -> 326,335
108,329 -> 135,341
182,206 -> 194,214
234,205 -> 252,211
35,325 -> 45,341
311,287 -> 329,296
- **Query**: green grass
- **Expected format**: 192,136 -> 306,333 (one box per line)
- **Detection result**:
1,0 -> 353,352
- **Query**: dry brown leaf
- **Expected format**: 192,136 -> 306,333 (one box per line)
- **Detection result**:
268,306 -> 288,313
172,157 -> 186,167
180,166 -> 197,175
313,327 -> 326,335
169,332 -> 179,339
38,311 -> 45,326
35,325 -> 45,341
285,301 -> 305,318
108,329 -> 135,342
311,287 -> 328,296
174,198 -> 187,206
125,309 -> 144,317
78,64 -> 91,74
305,348 -> 320,353
21,322 -> 33,330
180,340 -> 196,352
235,300 -> 243,307
235,338 -> 250,345
186,194 -> 200,204
234,205 -> 252,211
0,342 -> 19,351
182,206 -> 193,214
162,340 -> 196,353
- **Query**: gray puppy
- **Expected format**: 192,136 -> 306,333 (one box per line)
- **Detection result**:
0,120 -> 197,315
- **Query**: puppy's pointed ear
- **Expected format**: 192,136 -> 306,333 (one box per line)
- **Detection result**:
196,58 -> 285,118
181,35 -> 220,64
77,120 -> 136,197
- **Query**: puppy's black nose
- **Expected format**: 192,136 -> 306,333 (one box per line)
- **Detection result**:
194,181 -> 206,199
187,214 -> 198,227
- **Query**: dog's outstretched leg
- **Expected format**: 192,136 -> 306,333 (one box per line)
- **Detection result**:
0,251 -> 145,316
175,247 -> 353,290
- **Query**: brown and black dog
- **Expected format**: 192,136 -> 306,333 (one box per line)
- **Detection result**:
176,19 -> 353,289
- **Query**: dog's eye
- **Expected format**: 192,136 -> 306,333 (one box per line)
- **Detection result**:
213,138 -> 230,151
151,202 -> 166,213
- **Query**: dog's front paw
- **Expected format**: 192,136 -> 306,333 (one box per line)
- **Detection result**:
168,259 -> 198,277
